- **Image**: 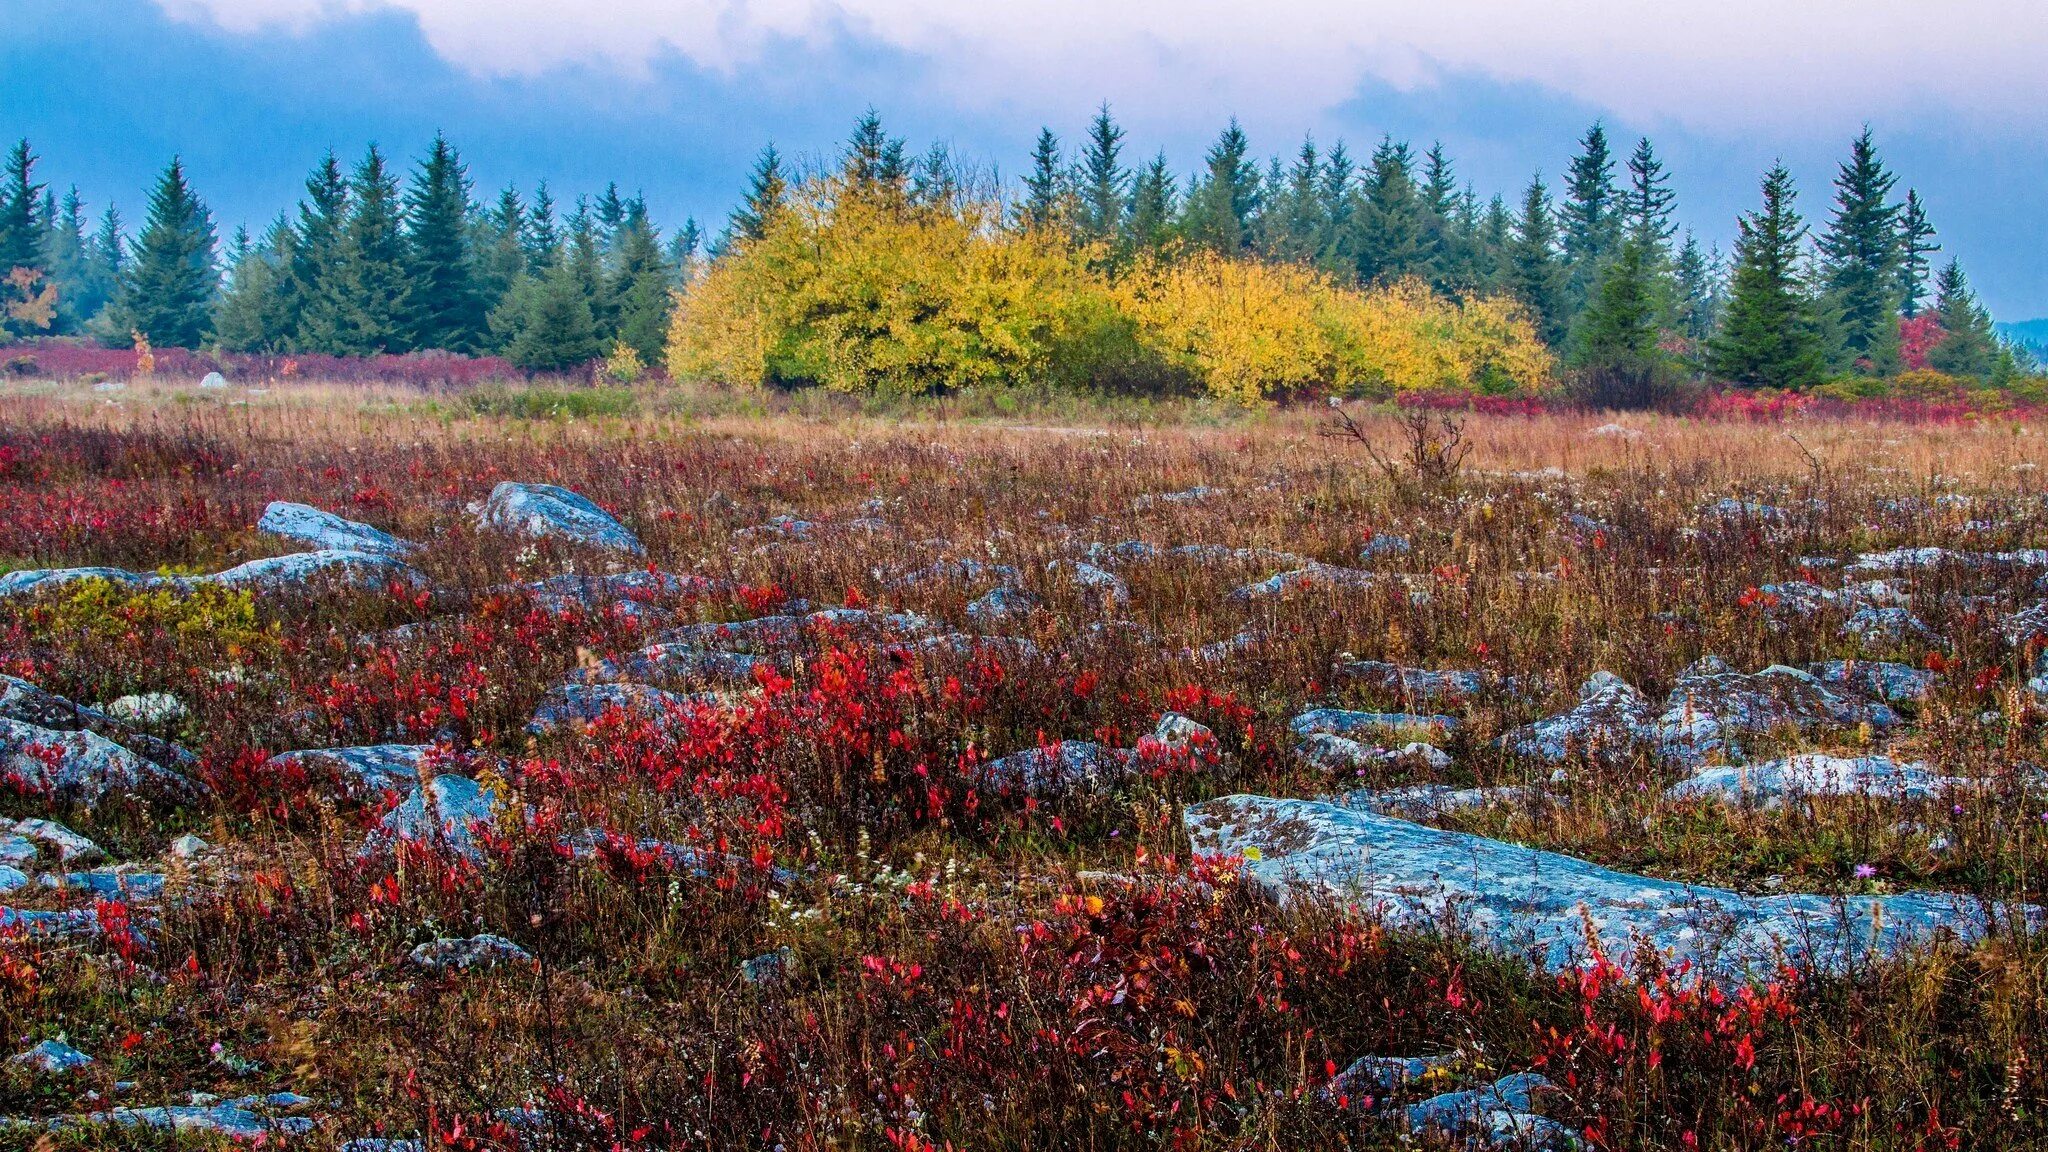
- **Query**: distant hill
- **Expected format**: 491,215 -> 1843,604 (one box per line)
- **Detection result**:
1996,319 -> 2048,368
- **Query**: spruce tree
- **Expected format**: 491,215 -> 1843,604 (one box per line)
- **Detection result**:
0,140 -> 45,276
1418,142 -> 1465,287
475,186 -> 529,316
1020,128 -> 1065,232
404,133 -> 483,352
608,202 -> 674,362
1818,128 -> 1904,373
1180,120 -> 1259,254
1316,141 -> 1356,274
1075,105 -> 1128,246
109,158 -> 218,349
593,183 -> 628,248
1896,189 -> 1938,318
302,146 -> 409,355
1265,137 -> 1326,264
289,153 -> 351,351
844,110 -> 907,197
1355,137 -> 1424,284
1927,260 -> 2002,379
214,221 -> 295,353
727,145 -> 787,245
502,257 -> 602,371
1509,175 -> 1567,346
1124,153 -> 1176,253
1577,234 -> 1664,365
564,203 -> 613,343
42,188 -> 93,333
1673,232 -> 1721,347
82,206 -> 125,343
524,182 -> 561,270
668,219 -> 702,286
1622,137 -> 1677,256
1476,194 -> 1513,289
1711,163 -> 1823,389
1559,122 -> 1621,314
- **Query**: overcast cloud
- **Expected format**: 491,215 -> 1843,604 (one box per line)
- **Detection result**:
158,0 -> 2046,128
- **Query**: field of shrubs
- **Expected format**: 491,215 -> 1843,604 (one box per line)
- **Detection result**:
1,378 -> 2047,1149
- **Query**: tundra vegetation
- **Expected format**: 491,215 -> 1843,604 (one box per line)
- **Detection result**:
0,381 -> 2044,1148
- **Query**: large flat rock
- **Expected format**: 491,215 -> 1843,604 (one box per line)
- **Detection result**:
477,482 -> 644,555
1186,794 -> 2024,980
257,501 -> 419,558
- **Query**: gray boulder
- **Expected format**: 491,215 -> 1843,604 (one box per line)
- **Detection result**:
1290,709 -> 1458,741
983,741 -> 1133,794
1186,794 -> 2026,980
194,548 -> 424,592
0,567 -> 157,597
12,818 -> 105,864
1501,672 -> 1656,765
527,682 -> 705,734
365,775 -> 500,863
478,481 -> 644,554
1406,1073 -> 1571,1149
1654,657 -> 1898,768
1806,660 -> 1934,704
266,744 -> 428,795
1298,734 -> 1452,775
966,585 -> 1041,624
11,1039 -> 94,1074
257,501 -> 419,557
0,675 -> 195,770
0,718 -> 196,803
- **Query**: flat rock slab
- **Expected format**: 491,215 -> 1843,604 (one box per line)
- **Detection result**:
258,501 -> 419,557
1186,794 -> 2025,980
0,551 -> 423,598
1807,660 -> 1934,704
478,482 -> 644,555
1290,709 -> 1459,741
527,683 -> 709,733
364,775 -> 501,863
0,675 -> 195,769
1667,754 -> 1965,806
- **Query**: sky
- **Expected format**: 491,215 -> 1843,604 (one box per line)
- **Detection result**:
5,0 -> 2047,318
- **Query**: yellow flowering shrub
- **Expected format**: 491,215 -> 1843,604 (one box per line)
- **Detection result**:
33,577 -> 279,660
1320,279 -> 1553,397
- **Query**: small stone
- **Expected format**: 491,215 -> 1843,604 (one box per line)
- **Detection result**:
409,933 -> 534,971
199,371 -> 229,389
103,693 -> 186,726
168,833 -> 211,859
741,947 -> 793,985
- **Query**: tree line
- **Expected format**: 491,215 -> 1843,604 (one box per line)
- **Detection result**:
0,109 -> 2020,392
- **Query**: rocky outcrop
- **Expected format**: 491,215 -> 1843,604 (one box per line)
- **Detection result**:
1653,657 -> 1898,767
257,501 -> 419,557
1186,794 -> 2024,980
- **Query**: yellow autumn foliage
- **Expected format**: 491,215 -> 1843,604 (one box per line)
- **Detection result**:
668,181 -> 1107,396
668,177 -> 1554,406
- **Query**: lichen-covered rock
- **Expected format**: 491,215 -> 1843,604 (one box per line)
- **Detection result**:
62,1093 -> 317,1139
267,745 -> 428,795
1,676 -> 192,766
1501,672 -> 1656,764
527,682 -> 704,733
12,818 -> 104,864
1186,794 -> 2025,980
983,741 -> 1133,794
478,481 -> 644,554
966,585 -> 1041,624
1333,661 -> 1489,705
1290,709 -> 1459,741
1326,1052 -> 1459,1102
1666,754 -> 1962,807
409,933 -> 534,970
194,548 -> 424,592
258,501 -> 419,557
1806,659 -> 1935,704
578,644 -> 775,687
1654,657 -> 1898,767
0,866 -> 26,893
0,719 -> 197,803
12,1039 -> 94,1074
1049,560 -> 1129,607
1148,712 -> 1215,751
1298,734 -> 1452,774
0,566 -> 157,597
1843,606 -> 1936,645
365,775 -> 500,862
1342,784 -> 1533,820
1228,564 -> 1378,603
1406,1073 -> 1571,1149
523,570 -> 726,617
1358,534 -> 1413,562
